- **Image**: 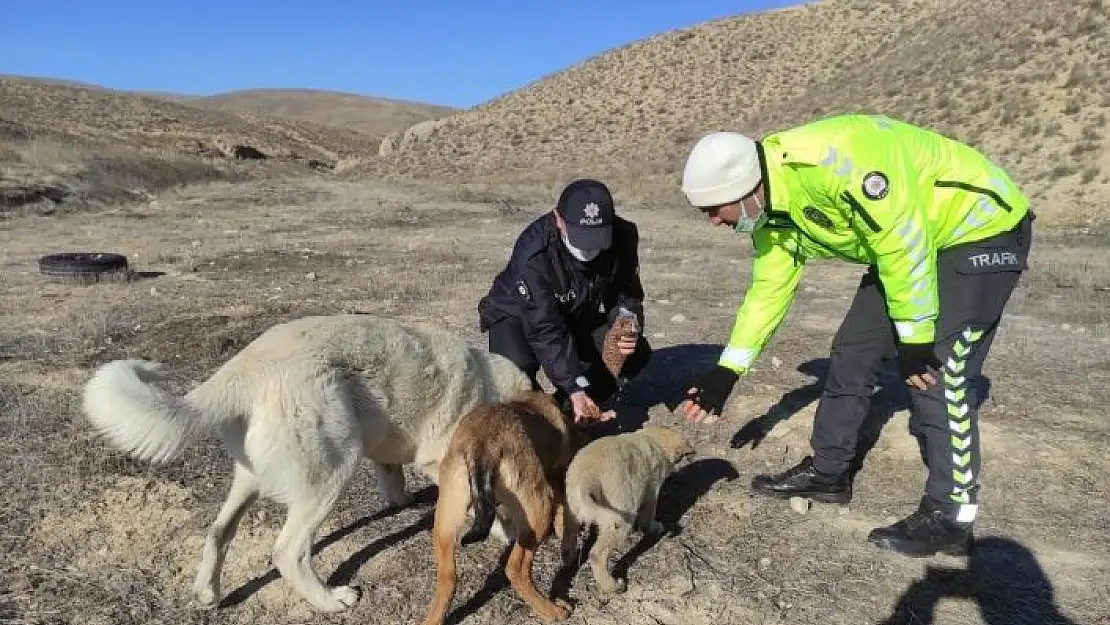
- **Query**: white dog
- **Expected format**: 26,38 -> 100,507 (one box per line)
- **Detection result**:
81,313 -> 533,613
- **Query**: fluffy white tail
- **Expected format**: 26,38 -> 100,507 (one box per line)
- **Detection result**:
82,358 -> 241,464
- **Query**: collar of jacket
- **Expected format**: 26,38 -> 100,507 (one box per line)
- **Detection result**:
754,129 -> 835,227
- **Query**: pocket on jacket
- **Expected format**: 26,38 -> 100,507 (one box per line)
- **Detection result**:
945,217 -> 1032,275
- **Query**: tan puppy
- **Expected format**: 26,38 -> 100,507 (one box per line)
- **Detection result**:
563,425 -> 694,593
421,391 -> 578,625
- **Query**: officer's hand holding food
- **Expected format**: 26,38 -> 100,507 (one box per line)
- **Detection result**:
897,342 -> 941,391
617,334 -> 637,356
677,364 -> 740,424
571,390 -> 615,423
615,308 -> 640,356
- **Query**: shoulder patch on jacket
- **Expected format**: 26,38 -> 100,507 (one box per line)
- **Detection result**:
861,171 -> 890,200
515,278 -> 531,301
803,206 -> 836,232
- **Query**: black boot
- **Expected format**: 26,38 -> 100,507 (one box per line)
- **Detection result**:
867,497 -> 974,558
750,456 -> 852,504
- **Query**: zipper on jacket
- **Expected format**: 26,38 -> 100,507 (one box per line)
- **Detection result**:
840,191 -> 882,233
934,180 -> 1013,212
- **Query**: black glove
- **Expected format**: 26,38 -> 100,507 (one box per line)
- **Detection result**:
684,365 -> 740,416
897,341 -> 942,380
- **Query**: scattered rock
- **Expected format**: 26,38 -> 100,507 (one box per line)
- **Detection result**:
305,272 -> 317,281
174,139 -> 222,158
758,557 -> 772,569
789,497 -> 811,515
771,356 -> 783,369
670,313 -> 686,323
0,180 -> 69,209
231,144 -> 266,160
0,165 -> 71,210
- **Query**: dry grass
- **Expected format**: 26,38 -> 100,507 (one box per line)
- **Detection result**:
365,0 -> 1110,227
0,76 -> 383,168
1,138 -> 245,215
191,89 -> 455,137
1,177 -> 1106,625
1,1 -> 1108,623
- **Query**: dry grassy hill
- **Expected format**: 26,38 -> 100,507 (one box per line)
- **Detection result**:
0,77 -> 399,213
0,76 -> 386,163
370,0 -> 1110,226
192,89 -> 454,137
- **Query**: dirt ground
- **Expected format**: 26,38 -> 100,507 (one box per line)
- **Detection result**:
1,176 -> 1107,625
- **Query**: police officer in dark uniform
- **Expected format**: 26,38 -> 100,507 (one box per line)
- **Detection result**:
477,179 -> 652,423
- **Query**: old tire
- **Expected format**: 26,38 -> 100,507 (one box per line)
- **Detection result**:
39,252 -> 129,279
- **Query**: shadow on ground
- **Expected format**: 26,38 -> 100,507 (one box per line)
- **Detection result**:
725,357 -> 993,478
585,343 -> 726,437
219,485 -> 438,608
880,536 -> 1080,625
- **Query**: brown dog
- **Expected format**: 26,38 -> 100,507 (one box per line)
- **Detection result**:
421,391 -> 579,625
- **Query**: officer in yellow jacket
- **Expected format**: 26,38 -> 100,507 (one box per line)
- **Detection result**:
676,114 -> 1034,557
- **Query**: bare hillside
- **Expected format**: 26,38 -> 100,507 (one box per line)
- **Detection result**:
0,77 -> 382,214
0,77 -> 381,163
371,0 -> 1109,225
193,89 -> 454,137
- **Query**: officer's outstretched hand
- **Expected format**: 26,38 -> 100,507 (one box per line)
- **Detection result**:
570,391 -> 615,423
677,365 -> 740,424
897,341 -> 942,391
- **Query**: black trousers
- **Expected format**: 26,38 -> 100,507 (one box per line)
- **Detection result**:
485,314 -> 652,404
810,214 -> 1033,519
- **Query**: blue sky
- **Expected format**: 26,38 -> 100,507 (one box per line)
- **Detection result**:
0,0 -> 800,108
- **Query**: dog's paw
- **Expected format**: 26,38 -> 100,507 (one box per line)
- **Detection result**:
317,585 -> 360,612
539,598 -> 573,622
554,597 -> 575,617
193,585 -> 220,610
596,575 -> 627,595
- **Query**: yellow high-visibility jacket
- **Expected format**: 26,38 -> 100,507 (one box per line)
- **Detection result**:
719,114 -> 1030,374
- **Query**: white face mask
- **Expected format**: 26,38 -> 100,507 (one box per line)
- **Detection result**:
734,193 -> 767,234
562,233 -> 601,262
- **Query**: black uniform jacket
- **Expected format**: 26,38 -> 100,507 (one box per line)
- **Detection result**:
478,212 -> 646,394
